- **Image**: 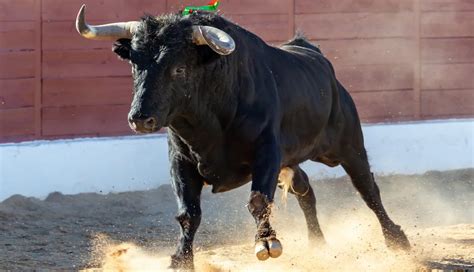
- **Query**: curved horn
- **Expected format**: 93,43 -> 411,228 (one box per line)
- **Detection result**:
75,4 -> 140,41
192,26 -> 236,55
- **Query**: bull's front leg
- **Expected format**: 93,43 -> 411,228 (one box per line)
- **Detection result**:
169,158 -> 204,270
248,132 -> 282,261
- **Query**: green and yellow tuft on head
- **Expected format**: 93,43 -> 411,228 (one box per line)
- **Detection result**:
182,0 -> 220,15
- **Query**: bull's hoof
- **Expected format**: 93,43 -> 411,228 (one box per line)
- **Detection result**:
254,238 -> 283,260
383,225 -> 411,251
255,240 -> 270,261
169,254 -> 194,271
268,238 -> 282,258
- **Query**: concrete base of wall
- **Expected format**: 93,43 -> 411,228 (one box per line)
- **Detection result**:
1,119 -> 472,201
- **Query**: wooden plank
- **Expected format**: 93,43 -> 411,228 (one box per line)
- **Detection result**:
43,77 -> 132,107
421,63 -> 474,90
317,38 -> 416,66
0,78 -> 35,109
41,132 -> 132,141
0,51 -> 36,79
41,129 -> 163,140
421,38 -> 474,64
0,22 -> 36,51
42,104 -> 131,136
0,107 -> 35,137
167,0 -> 289,15
421,12 -> 474,38
337,64 -> 414,92
295,0 -> 413,14
351,90 -> 415,121
226,14 -> 290,42
0,0 -> 36,22
0,134 -> 36,143
421,89 -> 474,117
42,21 -> 112,51
42,0 -> 167,21
42,49 -> 131,79
296,12 -> 415,40
362,115 -> 416,123
421,0 -> 474,12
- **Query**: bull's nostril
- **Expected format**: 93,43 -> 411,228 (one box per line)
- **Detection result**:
143,117 -> 157,129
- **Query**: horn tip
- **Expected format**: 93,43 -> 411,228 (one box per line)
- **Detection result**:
76,4 -> 88,35
78,4 -> 86,19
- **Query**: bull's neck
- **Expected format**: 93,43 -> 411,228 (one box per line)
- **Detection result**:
168,106 -> 229,162
168,71 -> 237,154
170,85 -> 236,142
168,23 -> 268,152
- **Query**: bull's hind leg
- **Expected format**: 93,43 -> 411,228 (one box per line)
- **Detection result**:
341,148 -> 411,250
279,166 -> 325,244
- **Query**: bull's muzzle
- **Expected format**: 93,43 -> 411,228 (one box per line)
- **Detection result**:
128,116 -> 159,133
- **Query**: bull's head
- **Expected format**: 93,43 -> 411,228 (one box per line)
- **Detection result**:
75,5 -> 235,133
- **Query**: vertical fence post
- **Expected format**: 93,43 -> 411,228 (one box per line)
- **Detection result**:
288,0 -> 295,39
34,0 -> 43,138
414,0 -> 422,119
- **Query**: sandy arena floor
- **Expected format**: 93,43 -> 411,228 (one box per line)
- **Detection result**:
0,169 -> 472,271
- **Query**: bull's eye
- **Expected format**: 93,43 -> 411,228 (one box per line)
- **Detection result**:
173,67 -> 186,76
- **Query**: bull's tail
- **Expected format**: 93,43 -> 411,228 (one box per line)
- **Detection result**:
278,167 -> 295,204
285,32 -> 322,54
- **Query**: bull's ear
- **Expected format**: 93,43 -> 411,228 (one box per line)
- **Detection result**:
112,38 -> 132,60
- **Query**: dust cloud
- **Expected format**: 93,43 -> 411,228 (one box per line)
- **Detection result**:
0,169 -> 471,270
91,169 -> 473,271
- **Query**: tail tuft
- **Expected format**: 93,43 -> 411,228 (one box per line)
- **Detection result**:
278,167 -> 295,204
285,32 -> 322,54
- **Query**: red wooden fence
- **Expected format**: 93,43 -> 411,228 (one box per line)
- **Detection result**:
0,0 -> 473,143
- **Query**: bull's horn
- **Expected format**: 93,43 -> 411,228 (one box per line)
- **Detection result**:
75,4 -> 140,41
192,26 -> 235,55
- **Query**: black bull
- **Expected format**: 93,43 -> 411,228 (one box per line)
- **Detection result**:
76,9 -> 410,269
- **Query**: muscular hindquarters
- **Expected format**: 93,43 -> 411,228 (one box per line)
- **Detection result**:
272,52 -> 344,164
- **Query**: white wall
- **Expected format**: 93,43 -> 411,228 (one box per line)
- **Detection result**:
0,119 -> 472,201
